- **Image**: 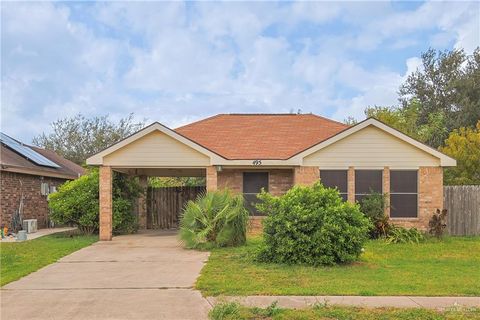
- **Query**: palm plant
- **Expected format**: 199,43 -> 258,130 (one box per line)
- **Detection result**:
179,189 -> 249,248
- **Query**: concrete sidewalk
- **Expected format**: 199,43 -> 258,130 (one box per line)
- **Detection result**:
207,295 -> 480,310
1,227 -> 77,242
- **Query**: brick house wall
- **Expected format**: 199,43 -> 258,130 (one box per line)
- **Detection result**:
0,171 -> 67,229
216,168 -> 294,233
209,165 -> 443,233
217,169 -> 294,196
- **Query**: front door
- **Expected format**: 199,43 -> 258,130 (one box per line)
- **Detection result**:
243,172 -> 269,215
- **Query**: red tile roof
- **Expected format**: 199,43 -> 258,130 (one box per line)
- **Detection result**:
175,114 -> 349,160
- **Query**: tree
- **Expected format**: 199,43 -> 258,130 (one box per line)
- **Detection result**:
440,121 -> 480,185
33,113 -> 145,165
364,100 -> 447,146
149,177 -> 206,187
399,47 -> 480,147
48,169 -> 142,234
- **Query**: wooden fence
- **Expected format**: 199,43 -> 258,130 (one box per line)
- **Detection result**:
147,186 -> 205,229
444,185 -> 480,236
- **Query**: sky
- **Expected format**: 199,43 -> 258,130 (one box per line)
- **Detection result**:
1,1 -> 479,143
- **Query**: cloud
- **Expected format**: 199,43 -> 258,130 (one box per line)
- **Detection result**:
1,1 -> 478,143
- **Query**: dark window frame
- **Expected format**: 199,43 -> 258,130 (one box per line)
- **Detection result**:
390,170 -> 418,218
243,171 -> 269,216
320,169 -> 348,201
354,169 -> 383,203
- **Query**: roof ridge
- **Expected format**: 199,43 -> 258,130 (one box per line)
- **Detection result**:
174,114 -> 226,130
310,114 -> 350,127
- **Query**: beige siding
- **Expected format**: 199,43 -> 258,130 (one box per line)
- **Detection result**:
303,125 -> 440,168
103,131 -> 210,167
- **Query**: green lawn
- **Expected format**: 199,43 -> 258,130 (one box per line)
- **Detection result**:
210,302 -> 480,320
0,231 -> 97,286
197,236 -> 480,296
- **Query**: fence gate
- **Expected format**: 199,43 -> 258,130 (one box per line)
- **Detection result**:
147,186 -> 205,229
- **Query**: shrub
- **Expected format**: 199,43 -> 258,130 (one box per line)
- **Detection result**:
256,182 -> 372,266
359,191 -> 391,238
48,169 -> 142,235
179,189 -> 249,249
386,226 -> 425,244
429,209 -> 448,238
209,302 -> 241,320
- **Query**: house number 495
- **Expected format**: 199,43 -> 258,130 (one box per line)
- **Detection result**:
252,160 -> 262,165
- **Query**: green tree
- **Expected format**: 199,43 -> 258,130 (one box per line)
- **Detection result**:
364,100 -> 448,146
440,121 -> 480,185
149,177 -> 205,187
33,113 -> 145,165
399,48 -> 480,147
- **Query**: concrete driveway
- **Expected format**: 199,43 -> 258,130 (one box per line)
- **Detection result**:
1,230 -> 212,320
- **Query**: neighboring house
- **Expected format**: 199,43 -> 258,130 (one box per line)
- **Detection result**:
0,133 -> 84,229
86,114 -> 456,241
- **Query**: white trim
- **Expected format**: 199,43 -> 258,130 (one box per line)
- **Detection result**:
292,118 -> 456,167
86,122 -> 225,165
86,118 -> 457,168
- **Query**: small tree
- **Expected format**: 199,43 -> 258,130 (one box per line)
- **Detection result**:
358,191 -> 391,238
256,182 -> 372,266
48,169 -> 142,234
440,121 -> 480,185
179,190 -> 249,249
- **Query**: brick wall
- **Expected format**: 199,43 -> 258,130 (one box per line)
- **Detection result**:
217,169 -> 294,195
293,166 -> 319,186
391,166 -> 443,230
0,171 -> 67,229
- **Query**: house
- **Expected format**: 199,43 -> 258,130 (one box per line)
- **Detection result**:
0,133 -> 84,230
86,114 -> 456,241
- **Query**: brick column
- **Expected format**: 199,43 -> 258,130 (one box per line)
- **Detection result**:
99,166 -> 113,241
206,166 -> 218,192
293,166 -> 319,186
137,175 -> 147,229
347,166 -> 355,203
383,167 -> 390,216
418,167 -> 443,229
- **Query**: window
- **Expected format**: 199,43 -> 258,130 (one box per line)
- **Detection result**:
355,170 -> 382,203
243,172 -> 269,215
390,170 -> 418,218
320,170 -> 348,201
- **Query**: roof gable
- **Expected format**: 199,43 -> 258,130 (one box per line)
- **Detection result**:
293,118 -> 456,166
86,122 -> 224,165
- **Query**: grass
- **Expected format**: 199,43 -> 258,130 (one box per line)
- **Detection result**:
0,231 -> 97,286
197,236 -> 480,296
209,302 -> 480,320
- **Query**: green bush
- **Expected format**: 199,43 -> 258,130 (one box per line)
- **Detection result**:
256,182 -> 372,266
358,192 -> 391,238
179,189 -> 249,249
209,302 -> 241,320
386,226 -> 425,244
48,169 -> 142,235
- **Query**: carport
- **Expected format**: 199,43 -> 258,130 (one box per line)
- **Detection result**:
86,122 -> 224,240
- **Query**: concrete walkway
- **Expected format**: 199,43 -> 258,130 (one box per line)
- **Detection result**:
1,227 -> 77,242
208,295 -> 480,310
1,230 -> 211,320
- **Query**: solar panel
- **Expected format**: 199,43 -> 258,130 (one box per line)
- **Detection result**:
0,132 -> 61,168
